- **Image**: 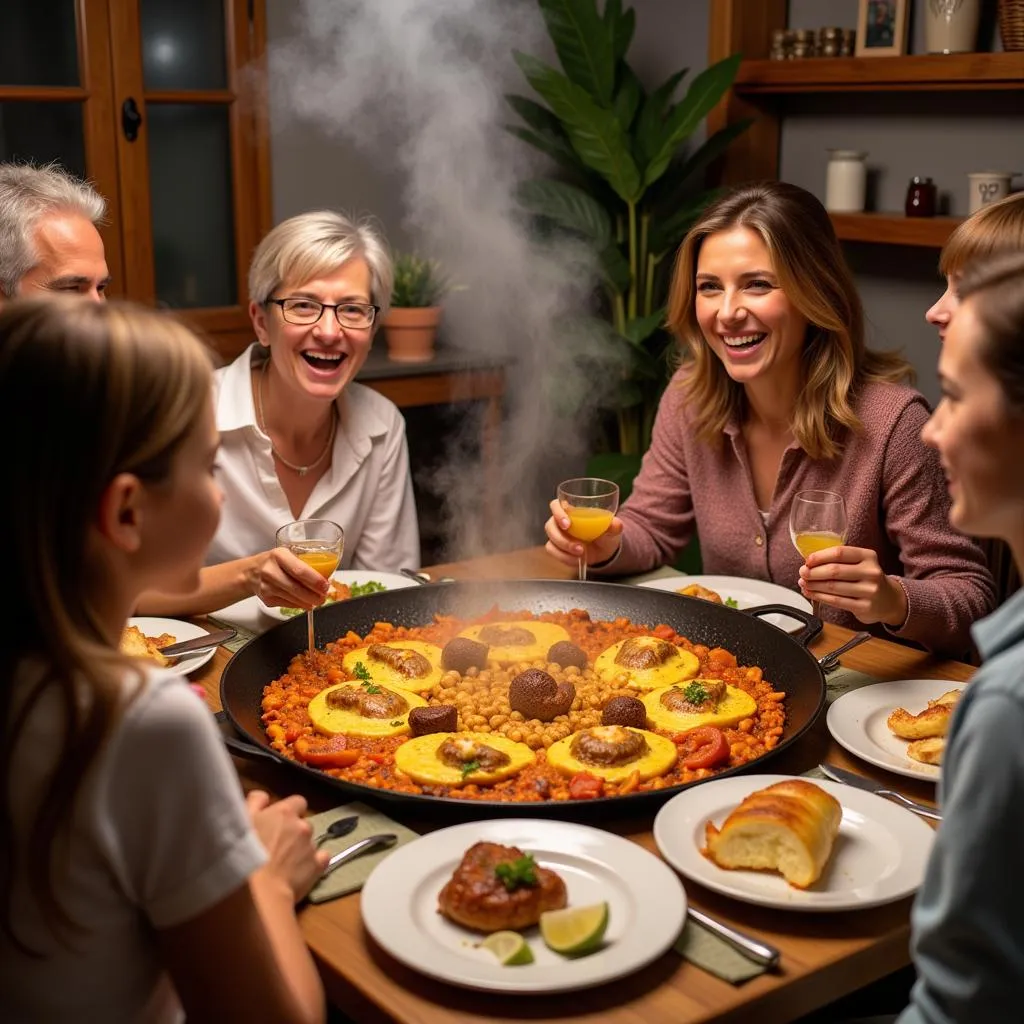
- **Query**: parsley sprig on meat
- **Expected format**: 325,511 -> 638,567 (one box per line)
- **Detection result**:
682,681 -> 709,704
460,759 -> 481,778
352,661 -> 381,694
494,853 -> 538,891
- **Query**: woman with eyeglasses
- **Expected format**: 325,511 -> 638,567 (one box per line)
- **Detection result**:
137,211 -> 419,616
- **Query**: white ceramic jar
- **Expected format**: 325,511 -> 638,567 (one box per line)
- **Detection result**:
967,171 -> 1014,214
825,150 -> 868,213
925,0 -> 981,54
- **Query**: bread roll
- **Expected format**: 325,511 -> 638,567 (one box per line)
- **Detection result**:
703,780 -> 842,889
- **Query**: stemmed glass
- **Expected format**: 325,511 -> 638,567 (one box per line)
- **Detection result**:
789,490 -> 847,617
276,519 -> 345,654
557,477 -> 620,582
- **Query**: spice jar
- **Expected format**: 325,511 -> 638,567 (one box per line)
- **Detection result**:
905,177 -> 937,218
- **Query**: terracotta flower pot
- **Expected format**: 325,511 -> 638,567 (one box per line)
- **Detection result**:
382,306 -> 441,363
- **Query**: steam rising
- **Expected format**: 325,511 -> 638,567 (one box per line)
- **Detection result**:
270,0 -> 627,560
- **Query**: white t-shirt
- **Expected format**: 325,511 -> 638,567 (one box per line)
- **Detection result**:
0,664 -> 266,1023
209,344 -> 420,572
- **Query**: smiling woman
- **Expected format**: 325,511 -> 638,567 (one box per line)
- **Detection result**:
544,181 -> 996,658
135,210 -> 421,619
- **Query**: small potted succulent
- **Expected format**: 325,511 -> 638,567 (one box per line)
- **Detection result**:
382,252 -> 457,363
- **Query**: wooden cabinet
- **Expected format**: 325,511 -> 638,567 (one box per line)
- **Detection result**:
707,0 -> 1024,247
0,0 -> 270,355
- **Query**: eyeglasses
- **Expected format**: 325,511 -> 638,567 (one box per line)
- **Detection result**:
267,297 -> 380,329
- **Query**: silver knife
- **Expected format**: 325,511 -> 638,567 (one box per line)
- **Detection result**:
159,628 -> 237,658
819,763 -> 942,821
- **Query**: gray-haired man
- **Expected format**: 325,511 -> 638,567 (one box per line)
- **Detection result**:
0,162 -> 110,302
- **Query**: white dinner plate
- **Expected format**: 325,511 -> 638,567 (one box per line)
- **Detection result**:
259,569 -> 419,621
361,818 -> 686,994
125,617 -> 218,676
827,679 -> 964,782
637,574 -> 812,633
653,773 -> 934,912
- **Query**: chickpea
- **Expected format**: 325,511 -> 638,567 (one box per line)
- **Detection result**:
526,733 -> 543,750
489,713 -> 508,728
510,729 -> 524,742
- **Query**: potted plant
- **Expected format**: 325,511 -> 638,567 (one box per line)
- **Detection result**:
382,252 -> 457,363
506,0 -> 750,474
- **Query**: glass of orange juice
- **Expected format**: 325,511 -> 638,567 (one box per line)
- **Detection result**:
789,490 -> 846,616
557,478 -> 620,582
276,519 -> 344,653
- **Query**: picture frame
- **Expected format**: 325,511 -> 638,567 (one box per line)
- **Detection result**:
855,0 -> 910,57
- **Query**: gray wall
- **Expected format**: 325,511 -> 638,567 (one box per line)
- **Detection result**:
784,0 -> 1020,404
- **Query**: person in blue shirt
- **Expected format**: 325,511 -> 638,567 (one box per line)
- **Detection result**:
901,251 -> 1024,1023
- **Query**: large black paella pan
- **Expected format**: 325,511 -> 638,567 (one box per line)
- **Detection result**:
219,579 -> 825,817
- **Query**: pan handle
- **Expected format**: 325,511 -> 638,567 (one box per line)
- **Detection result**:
214,711 -> 281,764
744,604 -> 822,649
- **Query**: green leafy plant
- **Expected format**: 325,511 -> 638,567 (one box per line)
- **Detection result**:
390,251 -> 459,308
507,0 -> 750,455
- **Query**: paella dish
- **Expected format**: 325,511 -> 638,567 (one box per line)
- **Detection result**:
259,608 -> 787,803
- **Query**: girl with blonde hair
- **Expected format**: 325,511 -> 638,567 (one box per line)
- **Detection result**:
545,181 -> 994,657
0,299 -> 326,1023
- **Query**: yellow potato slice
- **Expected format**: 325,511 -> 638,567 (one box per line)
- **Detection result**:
642,682 -> 756,732
309,683 -> 427,737
341,641 -> 444,694
394,731 -> 534,786
545,726 -> 677,782
593,636 -> 699,691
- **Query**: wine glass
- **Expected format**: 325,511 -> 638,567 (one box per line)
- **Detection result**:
789,490 -> 847,617
276,519 -> 345,654
557,477 -> 620,582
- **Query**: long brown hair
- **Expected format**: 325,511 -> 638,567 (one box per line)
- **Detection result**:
667,181 -> 913,459
957,251 -> 1024,413
0,299 -> 214,950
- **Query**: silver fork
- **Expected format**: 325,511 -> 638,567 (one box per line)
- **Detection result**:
818,631 -> 872,674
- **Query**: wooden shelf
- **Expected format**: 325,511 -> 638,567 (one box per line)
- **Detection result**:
734,52 -> 1024,94
828,213 -> 963,247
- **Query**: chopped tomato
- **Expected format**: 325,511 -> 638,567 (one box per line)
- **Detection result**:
293,735 -> 360,768
676,726 -> 730,770
707,647 -> 737,670
568,772 -> 605,800
652,623 -> 676,640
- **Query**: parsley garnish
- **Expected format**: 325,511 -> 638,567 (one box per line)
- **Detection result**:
352,662 -> 381,693
725,597 -> 739,608
495,854 -> 538,891
682,681 -> 709,704
390,719 -> 402,727
460,759 -> 481,778
351,580 -> 387,598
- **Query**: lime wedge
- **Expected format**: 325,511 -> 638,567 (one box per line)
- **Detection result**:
539,902 -> 609,956
480,930 -> 534,965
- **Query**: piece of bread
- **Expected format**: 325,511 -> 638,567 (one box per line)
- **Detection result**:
887,688 -> 962,740
908,737 -> 945,765
677,583 -> 723,604
703,780 -> 842,889
119,624 -> 172,667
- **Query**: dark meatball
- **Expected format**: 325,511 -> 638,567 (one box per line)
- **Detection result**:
601,695 -> 647,729
441,637 -> 490,674
547,640 -> 588,670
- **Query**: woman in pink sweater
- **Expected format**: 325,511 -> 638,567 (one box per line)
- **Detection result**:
545,181 -> 995,657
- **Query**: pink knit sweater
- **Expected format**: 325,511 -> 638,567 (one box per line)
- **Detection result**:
601,370 -> 996,657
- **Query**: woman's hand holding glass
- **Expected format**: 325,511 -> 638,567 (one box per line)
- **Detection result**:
254,547 -> 332,610
798,546 -> 909,627
792,490 -> 907,627
546,478 -> 621,580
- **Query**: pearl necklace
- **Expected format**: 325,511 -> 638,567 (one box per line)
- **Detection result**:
255,360 -> 336,477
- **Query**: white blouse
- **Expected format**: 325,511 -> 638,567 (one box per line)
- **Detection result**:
209,344 -> 420,572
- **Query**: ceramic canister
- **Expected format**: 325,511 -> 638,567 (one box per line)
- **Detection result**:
825,150 -> 868,213
967,172 -> 1014,214
925,0 -> 981,54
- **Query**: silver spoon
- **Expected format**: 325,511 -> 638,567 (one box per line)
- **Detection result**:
322,833 -> 398,878
312,815 -> 359,847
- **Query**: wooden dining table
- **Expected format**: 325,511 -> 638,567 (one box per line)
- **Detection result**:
193,546 -> 972,1024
